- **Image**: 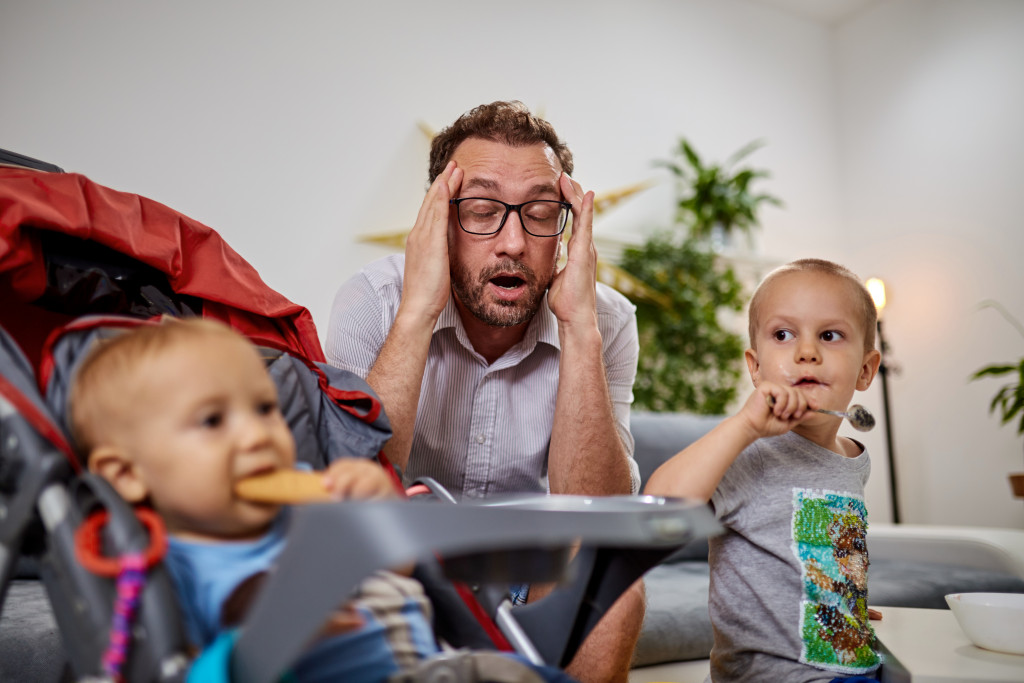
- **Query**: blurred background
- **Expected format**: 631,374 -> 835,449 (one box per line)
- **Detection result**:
3,0 -> 1023,528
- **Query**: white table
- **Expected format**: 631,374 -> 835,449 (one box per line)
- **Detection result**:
875,607 -> 1024,682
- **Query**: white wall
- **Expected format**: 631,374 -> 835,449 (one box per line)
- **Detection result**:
2,0 -> 1022,528
834,0 -> 1024,528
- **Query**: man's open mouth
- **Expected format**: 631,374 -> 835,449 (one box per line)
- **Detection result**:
491,275 -> 525,289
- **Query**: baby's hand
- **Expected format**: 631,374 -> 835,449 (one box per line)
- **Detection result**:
322,458 -> 398,501
318,603 -> 365,637
739,382 -> 813,437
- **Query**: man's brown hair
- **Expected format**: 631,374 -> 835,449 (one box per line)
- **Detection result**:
428,100 -> 574,182
747,258 -> 877,352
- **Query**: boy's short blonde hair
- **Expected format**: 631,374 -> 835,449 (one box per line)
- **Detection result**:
69,318 -> 247,460
747,258 -> 877,352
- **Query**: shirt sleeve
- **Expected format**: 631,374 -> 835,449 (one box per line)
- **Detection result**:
324,271 -> 394,379
597,286 -> 641,493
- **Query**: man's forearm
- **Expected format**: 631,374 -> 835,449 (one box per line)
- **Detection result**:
548,322 -> 632,496
366,311 -> 435,472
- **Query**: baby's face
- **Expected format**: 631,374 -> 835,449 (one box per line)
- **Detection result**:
119,333 -> 296,541
747,271 -> 876,417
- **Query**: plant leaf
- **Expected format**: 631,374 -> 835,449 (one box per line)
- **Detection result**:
972,364 -> 1017,380
680,139 -> 702,171
724,139 -> 766,168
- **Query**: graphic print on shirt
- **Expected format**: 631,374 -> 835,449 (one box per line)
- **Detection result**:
791,488 -> 879,673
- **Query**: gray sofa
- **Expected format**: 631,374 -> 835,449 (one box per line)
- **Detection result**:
628,410 -> 1024,668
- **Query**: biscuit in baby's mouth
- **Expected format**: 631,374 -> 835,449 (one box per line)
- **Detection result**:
234,469 -> 333,504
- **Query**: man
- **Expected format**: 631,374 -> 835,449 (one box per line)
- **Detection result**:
326,101 -> 643,682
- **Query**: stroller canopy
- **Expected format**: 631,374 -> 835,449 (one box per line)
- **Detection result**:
0,166 -> 323,370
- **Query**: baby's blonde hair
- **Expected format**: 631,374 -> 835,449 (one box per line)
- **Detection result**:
747,258 -> 877,352
69,318 -> 247,460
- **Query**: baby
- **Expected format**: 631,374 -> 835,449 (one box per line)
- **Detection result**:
69,318 -> 438,681
645,259 -> 883,682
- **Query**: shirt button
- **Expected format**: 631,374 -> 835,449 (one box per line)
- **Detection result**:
476,433 -> 486,444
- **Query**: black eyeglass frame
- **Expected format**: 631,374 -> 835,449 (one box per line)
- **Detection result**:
449,197 -> 572,237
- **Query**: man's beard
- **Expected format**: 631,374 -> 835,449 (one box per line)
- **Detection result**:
451,258 -> 553,327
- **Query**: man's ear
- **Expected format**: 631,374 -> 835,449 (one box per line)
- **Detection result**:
857,349 -> 883,391
87,446 -> 149,503
744,348 -> 761,386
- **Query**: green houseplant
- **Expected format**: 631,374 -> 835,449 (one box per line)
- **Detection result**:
971,300 -> 1024,498
660,138 -> 782,250
619,138 -> 781,414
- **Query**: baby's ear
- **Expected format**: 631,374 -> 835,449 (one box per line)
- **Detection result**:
87,446 -> 149,503
857,349 -> 883,391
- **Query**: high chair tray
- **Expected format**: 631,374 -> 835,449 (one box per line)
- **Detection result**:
233,495 -> 718,683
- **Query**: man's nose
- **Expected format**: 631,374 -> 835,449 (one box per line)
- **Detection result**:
494,209 -> 528,257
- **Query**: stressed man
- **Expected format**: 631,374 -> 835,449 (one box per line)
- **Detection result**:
326,101 -> 643,682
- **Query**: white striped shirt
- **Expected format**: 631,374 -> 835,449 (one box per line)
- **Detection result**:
325,254 -> 640,500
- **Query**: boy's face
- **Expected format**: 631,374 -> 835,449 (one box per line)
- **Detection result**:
96,333 -> 296,541
745,270 -> 880,420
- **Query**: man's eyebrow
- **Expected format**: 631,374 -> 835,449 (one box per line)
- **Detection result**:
462,177 -> 499,192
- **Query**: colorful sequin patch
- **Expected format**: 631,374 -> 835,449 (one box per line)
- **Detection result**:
792,489 -> 879,673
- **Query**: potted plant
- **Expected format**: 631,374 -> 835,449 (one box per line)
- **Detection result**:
618,138 -> 781,414
620,235 -> 746,413
971,300 -> 1024,498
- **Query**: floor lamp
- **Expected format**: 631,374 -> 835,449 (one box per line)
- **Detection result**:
866,278 -> 901,523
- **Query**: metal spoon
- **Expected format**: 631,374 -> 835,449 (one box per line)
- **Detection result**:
767,396 -> 876,432
816,404 -> 876,432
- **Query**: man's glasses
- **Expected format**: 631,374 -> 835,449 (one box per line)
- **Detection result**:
450,198 -> 571,237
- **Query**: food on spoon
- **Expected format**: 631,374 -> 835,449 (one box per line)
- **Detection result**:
845,404 -> 876,432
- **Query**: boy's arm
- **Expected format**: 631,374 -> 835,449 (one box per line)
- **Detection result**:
643,414 -> 759,503
643,382 -> 812,503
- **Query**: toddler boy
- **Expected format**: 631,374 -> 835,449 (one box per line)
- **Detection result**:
645,259 -> 883,682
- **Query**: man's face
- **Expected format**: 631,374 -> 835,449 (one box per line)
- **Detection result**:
447,137 -> 563,328
113,333 -> 296,541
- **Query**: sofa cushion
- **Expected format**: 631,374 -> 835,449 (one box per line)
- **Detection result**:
633,561 -> 713,668
869,559 -> 1024,609
631,411 -> 724,491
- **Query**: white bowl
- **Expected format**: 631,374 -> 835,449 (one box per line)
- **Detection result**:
945,592 -> 1024,655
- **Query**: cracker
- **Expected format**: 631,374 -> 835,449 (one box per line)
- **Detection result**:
234,469 -> 333,504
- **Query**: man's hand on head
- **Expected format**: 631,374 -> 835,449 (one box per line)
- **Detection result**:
548,172 -> 599,333
400,161 -> 464,326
